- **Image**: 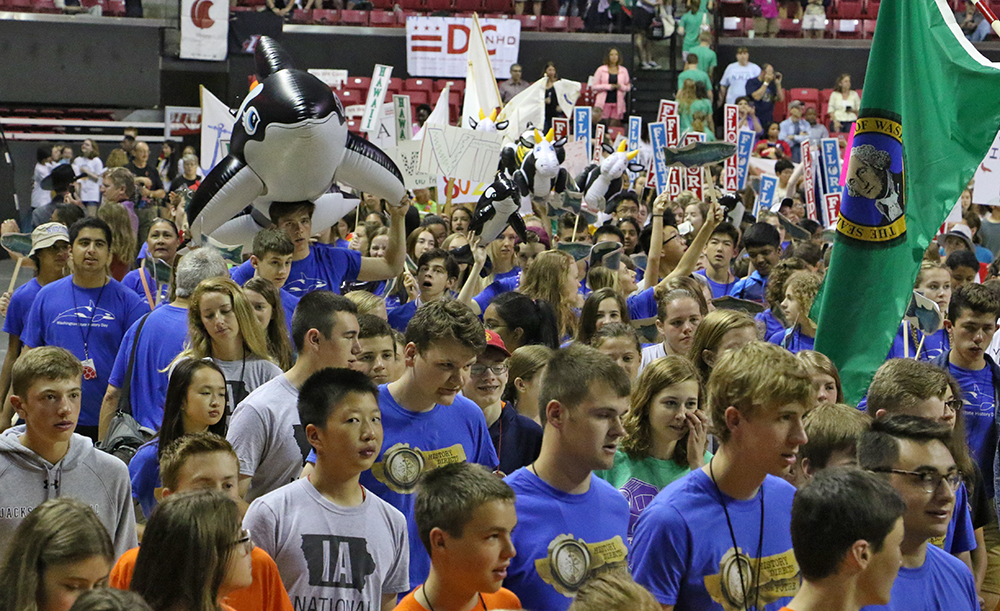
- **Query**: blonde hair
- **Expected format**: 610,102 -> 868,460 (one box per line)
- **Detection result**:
707,341 -> 814,442
518,250 -> 577,338
179,278 -> 273,364
243,276 -> 294,371
621,355 -> 703,463
796,350 -> 844,403
106,148 -> 129,169
346,290 -> 385,317
12,346 -> 82,397
567,573 -> 660,611
0,499 -> 113,611
915,260 -> 948,287
502,344 -> 554,406
784,270 -> 823,326
688,309 -> 757,382
97,202 -> 137,266
800,403 -> 870,469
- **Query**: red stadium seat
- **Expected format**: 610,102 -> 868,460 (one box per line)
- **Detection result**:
772,97 -> 787,122
862,18 -> 876,37
290,8 -> 312,21
340,9 -> 369,24
313,9 -> 338,23
369,9 -> 399,25
406,78 -> 435,93
424,0 -> 449,10
105,0 -> 125,14
777,18 -> 801,37
399,0 -> 423,10
387,77 -> 404,93
541,15 -> 569,30
370,0 -> 393,8
434,80 -> 466,94
405,90 -> 431,105
242,0 -> 266,7
832,0 -> 863,19
336,89 -> 364,106
514,14 -> 540,29
448,90 -> 461,107
453,0 -> 481,10
346,76 -> 371,91
833,18 -> 862,38
483,0 -> 512,12
789,88 -> 819,106
31,0 -> 59,10
569,15 -> 584,30
865,0 -> 879,17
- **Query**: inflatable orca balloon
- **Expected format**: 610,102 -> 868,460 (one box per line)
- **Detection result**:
575,141 -> 642,215
187,36 -> 407,243
469,174 -> 527,245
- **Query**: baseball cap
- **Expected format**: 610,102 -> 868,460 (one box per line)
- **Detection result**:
484,329 -> 510,358
29,222 -> 70,257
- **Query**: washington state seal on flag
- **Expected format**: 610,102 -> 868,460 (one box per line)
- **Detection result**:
837,111 -> 906,247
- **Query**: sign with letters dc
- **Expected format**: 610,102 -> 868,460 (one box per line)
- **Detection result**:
407,16 -> 520,78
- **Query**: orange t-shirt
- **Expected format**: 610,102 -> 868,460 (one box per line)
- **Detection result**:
393,587 -> 521,610
110,546 -> 293,611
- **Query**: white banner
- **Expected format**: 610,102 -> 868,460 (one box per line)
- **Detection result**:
407,16 -> 520,79
438,176 -> 491,205
973,129 -> 1000,206
199,86 -> 235,174
165,106 -> 201,139
180,0 -> 228,61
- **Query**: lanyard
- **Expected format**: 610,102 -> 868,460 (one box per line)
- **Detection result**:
70,279 -> 109,361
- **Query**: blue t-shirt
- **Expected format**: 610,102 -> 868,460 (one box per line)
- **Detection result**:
695,269 -> 737,299
886,323 -> 949,362
387,300 -> 418,332
755,308 -> 784,341
768,326 -> 815,354
2,278 -> 42,338
504,467 -> 630,611
128,439 -> 161,519
121,266 -> 169,309
473,276 -> 519,314
358,384 -> 499,587
107,304 -> 189,430
231,244 -> 363,297
631,470 -> 799,610
23,276 -> 145,426
936,482 -> 976,555
279,288 -> 299,338
729,270 -> 767,303
860,543 -> 977,611
950,361 -> 997,498
627,286 -> 657,323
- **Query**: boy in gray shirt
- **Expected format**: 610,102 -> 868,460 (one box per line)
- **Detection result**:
243,368 -> 409,611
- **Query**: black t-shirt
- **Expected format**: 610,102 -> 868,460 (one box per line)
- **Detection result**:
169,175 -> 200,194
488,402 -> 543,476
126,162 -> 164,193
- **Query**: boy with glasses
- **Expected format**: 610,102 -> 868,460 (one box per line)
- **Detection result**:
462,330 -> 542,476
858,415 -> 977,610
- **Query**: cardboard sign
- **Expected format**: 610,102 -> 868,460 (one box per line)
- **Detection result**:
973,128 -> 1000,206
393,95 -> 412,145
648,122 -> 668,195
553,117 -> 569,142
627,115 -> 642,184
723,104 -> 739,191
386,139 -> 435,189
308,69 -> 349,89
573,107 -> 592,160
824,192 -> 842,226
592,123 -> 606,164
657,100 -> 678,121
820,138 -> 842,195
361,64 -> 393,134
736,129 -> 756,190
756,174 -> 778,217
683,132 -> 706,199
665,116 -> 681,198
561,139 -> 591,182
437,176 -> 491,204
801,140 -> 817,221
417,124 -> 504,183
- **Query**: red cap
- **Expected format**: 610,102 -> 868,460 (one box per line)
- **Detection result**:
484,329 -> 510,357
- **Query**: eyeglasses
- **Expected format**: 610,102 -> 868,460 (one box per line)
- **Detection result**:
471,363 -> 508,377
233,529 -> 254,553
662,234 -> 680,247
871,469 -> 963,494
944,399 -> 963,413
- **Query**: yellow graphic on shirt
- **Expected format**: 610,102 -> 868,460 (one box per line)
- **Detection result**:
535,534 -> 629,597
929,534 -> 946,549
704,547 -> 800,611
370,443 -> 468,494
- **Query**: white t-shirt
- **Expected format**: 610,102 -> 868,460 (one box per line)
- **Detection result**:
73,156 -> 105,203
243,478 -> 410,610
639,342 -> 667,375
227,374 -> 309,502
214,355 -> 282,419
720,61 -> 762,105
32,162 -> 53,208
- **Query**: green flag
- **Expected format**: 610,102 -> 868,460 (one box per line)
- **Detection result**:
813,0 -> 1000,403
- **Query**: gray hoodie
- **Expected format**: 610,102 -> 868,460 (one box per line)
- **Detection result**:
0,429 -> 137,560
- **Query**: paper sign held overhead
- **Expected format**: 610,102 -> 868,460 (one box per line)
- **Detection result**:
757,174 -> 778,216
387,140 -> 436,189
802,140 -> 817,221
820,138 -> 842,195
824,192 -> 841,226
683,132 -> 706,199
573,107 -> 592,160
648,122 -> 668,195
361,65 -> 393,134
553,118 -> 569,142
418,125 -> 504,183
658,100 -> 678,121
736,129 -> 756,190
592,124 -> 606,164
394,95 -> 413,145
723,104 -> 739,191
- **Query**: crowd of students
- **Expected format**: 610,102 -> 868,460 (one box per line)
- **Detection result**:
3,134 -> 1000,611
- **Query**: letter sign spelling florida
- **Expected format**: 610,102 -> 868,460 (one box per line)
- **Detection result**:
837,110 -> 906,247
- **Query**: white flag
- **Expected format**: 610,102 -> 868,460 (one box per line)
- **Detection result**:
461,14 -> 504,130
413,84 -> 452,141
199,86 -> 235,174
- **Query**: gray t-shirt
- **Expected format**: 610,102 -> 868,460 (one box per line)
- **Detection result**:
980,217 -> 1000,257
214,355 -> 283,418
227,374 -> 309,502
243,478 -> 410,610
